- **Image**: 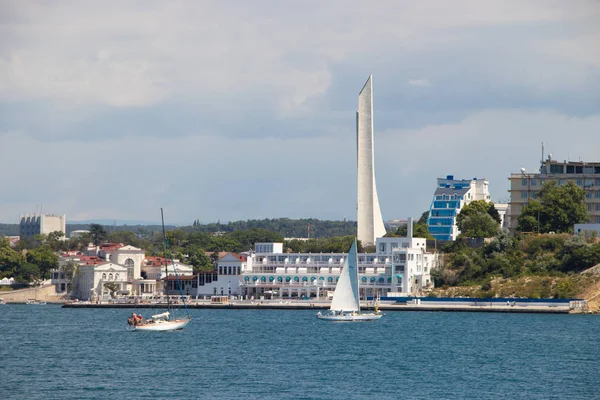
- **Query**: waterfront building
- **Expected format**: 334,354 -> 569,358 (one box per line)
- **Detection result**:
88,243 -> 146,281
426,175 -> 492,241
357,74 -> 386,245
19,213 -> 66,239
142,256 -> 194,280
73,261 -> 129,301
62,245 -> 192,300
574,224 -> 600,238
237,225 -> 436,300
0,277 -> 15,285
69,230 -> 89,239
507,156 -> 600,230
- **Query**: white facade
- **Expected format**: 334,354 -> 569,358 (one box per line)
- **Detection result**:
238,236 -> 436,299
73,262 -> 128,301
142,260 -> 194,280
574,224 -> 600,237
427,175 -> 492,241
100,244 -> 145,281
357,74 -> 386,246
19,213 -> 66,238
70,230 -> 89,239
0,277 -> 15,285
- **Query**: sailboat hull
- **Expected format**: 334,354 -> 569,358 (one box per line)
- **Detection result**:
131,318 -> 191,332
316,312 -> 382,322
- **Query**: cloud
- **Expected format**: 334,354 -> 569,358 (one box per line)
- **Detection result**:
408,79 -> 432,87
0,0 -> 599,223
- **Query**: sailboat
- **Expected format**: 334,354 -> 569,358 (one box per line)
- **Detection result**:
317,238 -> 382,322
128,208 -> 191,332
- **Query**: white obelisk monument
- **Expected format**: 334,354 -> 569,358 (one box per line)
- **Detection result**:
357,74 -> 386,245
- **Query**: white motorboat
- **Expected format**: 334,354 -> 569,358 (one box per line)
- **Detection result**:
317,238 -> 382,322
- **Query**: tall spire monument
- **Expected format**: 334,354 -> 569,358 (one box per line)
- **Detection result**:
356,74 -> 386,245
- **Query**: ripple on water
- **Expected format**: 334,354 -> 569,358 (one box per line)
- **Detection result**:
1,305 -> 598,400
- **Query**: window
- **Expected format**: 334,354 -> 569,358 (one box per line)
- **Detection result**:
587,204 -> 592,211
596,216 -> 600,223
577,179 -> 583,186
521,179 -> 527,186
115,273 -> 119,280
108,273 -> 113,280
531,192 -> 536,199
595,203 -> 600,211
102,273 -> 106,280
379,243 -> 386,252
567,165 -> 575,173
531,179 -> 537,186
521,191 -> 528,199
558,179 -> 563,186
550,164 -> 563,173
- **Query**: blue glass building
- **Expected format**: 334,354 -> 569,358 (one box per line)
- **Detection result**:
427,175 -> 490,241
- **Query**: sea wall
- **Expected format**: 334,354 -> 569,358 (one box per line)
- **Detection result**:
1,284 -> 63,303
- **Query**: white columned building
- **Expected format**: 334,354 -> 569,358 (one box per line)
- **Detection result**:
357,74 -> 386,245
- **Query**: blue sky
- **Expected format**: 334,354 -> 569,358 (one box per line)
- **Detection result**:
1,0 -> 599,225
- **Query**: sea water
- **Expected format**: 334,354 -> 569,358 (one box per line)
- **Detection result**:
0,305 -> 598,400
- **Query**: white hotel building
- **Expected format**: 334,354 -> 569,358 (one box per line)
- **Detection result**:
237,233 -> 437,300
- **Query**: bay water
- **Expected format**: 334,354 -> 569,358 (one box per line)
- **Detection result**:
1,305 -> 597,399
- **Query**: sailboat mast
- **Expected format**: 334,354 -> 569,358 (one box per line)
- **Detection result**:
161,208 -> 171,314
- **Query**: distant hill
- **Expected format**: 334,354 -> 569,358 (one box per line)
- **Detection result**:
1,218 -> 358,239
69,219 -> 164,226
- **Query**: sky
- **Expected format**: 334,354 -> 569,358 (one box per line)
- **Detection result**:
1,0 -> 599,225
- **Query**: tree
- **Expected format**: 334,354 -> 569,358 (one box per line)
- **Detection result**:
0,237 -> 26,277
186,247 -> 215,272
16,262 -> 40,283
517,181 -> 588,233
417,210 -> 429,225
26,245 -> 59,279
103,282 -> 120,298
89,224 -> 107,245
46,231 -> 65,252
62,261 -> 79,293
458,213 -> 500,238
393,211 -> 434,239
457,200 -> 501,227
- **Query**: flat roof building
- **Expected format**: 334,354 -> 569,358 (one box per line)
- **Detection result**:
426,175 -> 491,241
19,213 -> 66,239
507,156 -> 600,230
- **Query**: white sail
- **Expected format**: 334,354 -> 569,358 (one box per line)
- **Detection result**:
151,311 -> 170,320
329,239 -> 360,312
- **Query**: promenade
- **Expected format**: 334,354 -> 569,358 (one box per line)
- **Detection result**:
61,299 -> 572,313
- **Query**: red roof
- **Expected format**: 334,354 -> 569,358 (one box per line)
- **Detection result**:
99,243 -> 124,251
206,251 -> 244,261
144,256 -> 169,266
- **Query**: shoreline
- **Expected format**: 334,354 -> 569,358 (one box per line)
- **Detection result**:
57,301 -> 573,314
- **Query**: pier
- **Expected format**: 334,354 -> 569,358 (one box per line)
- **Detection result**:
60,299 -> 573,313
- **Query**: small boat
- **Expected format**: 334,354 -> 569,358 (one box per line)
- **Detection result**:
128,209 -> 191,332
128,310 -> 189,332
25,299 -> 46,305
317,238 -> 382,322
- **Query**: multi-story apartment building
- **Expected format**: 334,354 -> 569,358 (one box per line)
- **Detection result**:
426,175 -> 493,241
507,157 -> 600,230
19,213 -> 66,238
